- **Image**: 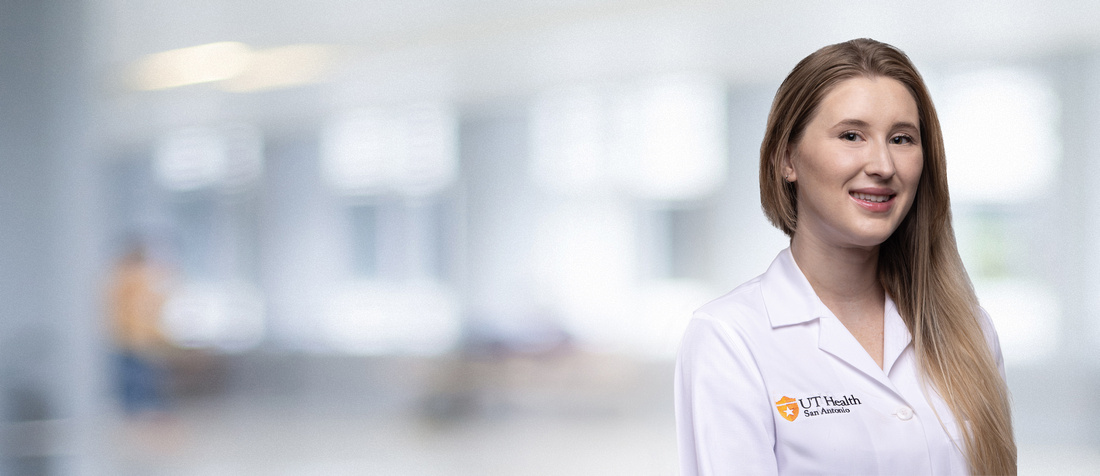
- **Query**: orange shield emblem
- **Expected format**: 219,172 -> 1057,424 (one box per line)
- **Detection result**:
776,396 -> 799,422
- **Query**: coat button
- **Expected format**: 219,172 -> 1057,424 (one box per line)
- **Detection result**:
896,406 -> 913,421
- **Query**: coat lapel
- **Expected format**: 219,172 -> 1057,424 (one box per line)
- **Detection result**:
817,315 -> 898,393
880,296 -> 912,376
761,248 -> 906,394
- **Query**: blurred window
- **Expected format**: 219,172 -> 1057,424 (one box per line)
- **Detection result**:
154,124 -> 263,193
321,279 -> 460,355
161,280 -> 266,352
940,69 -> 1060,202
347,204 -> 380,278
138,124 -> 268,352
639,206 -> 708,281
328,194 -> 457,354
345,197 -> 451,281
321,104 -> 457,196
529,74 -> 727,200
528,74 -> 728,356
635,205 -> 716,357
317,103 -> 459,354
172,196 -> 218,279
938,67 -> 1061,364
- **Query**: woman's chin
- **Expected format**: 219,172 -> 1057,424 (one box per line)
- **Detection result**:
846,228 -> 899,249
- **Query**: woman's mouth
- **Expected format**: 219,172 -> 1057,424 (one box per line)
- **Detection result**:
849,191 -> 896,211
850,192 -> 892,203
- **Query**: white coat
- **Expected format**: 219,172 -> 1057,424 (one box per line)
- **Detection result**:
675,248 -> 1005,475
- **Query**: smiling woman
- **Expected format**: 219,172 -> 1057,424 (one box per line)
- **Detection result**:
675,39 -> 1017,475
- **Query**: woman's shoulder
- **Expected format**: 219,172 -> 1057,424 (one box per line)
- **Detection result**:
677,273 -> 796,382
685,248 -> 808,340
690,275 -> 770,333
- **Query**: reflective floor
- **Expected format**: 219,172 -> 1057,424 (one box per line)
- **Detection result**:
110,406 -> 676,475
106,353 -> 678,475
102,353 -> 1097,475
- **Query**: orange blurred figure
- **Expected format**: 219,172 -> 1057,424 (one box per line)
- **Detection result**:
108,243 -> 173,416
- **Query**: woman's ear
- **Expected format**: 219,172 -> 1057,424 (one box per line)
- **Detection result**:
781,147 -> 797,182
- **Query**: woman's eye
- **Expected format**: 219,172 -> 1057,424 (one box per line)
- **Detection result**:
891,135 -> 913,144
841,132 -> 860,141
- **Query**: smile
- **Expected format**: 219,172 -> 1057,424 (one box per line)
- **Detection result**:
849,192 -> 893,203
849,191 -> 896,212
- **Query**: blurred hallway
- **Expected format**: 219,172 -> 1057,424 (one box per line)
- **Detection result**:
2,1 -> 1100,474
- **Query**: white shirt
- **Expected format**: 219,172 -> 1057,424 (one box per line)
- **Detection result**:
675,248 -> 1005,475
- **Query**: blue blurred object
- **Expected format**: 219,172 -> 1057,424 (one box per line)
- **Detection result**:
115,352 -> 168,415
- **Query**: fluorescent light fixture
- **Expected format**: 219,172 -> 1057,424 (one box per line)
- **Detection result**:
218,44 -> 339,93
128,42 -> 339,92
129,41 -> 251,91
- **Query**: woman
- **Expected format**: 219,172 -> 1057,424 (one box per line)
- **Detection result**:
675,39 -> 1016,475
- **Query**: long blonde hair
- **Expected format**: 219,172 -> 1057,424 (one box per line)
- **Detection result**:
760,39 -> 1016,475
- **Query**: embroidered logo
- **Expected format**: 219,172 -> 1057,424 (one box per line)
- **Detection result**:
775,396 -> 799,422
776,394 -> 863,421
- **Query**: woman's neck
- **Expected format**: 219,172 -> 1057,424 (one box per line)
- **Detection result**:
790,232 -> 887,369
789,233 -> 883,309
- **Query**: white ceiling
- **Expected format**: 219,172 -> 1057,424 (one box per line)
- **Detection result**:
88,0 -> 1100,146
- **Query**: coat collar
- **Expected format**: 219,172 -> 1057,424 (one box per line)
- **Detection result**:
759,247 -> 913,378
759,247 -> 835,327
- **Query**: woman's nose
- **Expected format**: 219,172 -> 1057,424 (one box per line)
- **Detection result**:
865,141 -> 897,179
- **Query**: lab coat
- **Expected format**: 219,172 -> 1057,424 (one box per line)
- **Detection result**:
675,248 -> 1005,475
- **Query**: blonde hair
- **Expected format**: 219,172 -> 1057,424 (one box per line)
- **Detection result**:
760,39 -> 1016,475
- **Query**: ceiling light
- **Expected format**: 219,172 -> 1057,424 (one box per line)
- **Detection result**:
129,41 -> 252,91
218,44 -> 340,93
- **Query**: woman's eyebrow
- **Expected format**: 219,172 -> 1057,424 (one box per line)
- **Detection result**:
833,118 -> 870,129
893,121 -> 920,131
831,119 -> 920,132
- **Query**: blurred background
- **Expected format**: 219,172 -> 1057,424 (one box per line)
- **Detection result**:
1,0 -> 1098,474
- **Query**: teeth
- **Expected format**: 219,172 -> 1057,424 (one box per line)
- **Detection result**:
852,192 -> 890,203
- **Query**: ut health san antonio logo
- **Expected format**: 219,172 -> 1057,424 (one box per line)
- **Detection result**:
776,394 -> 862,421
775,396 -> 799,422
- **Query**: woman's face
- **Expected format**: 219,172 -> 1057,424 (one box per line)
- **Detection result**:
784,76 -> 923,250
